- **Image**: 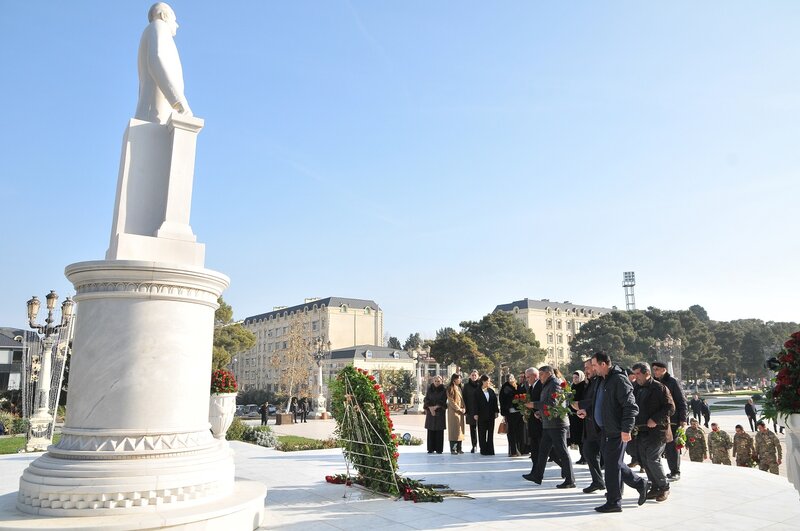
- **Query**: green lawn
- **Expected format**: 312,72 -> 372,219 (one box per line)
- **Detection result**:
0,434 -> 61,455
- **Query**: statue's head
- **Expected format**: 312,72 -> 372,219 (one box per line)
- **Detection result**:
148,3 -> 178,37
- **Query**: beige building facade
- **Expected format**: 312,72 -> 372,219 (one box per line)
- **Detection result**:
235,297 -> 383,392
494,298 -> 615,369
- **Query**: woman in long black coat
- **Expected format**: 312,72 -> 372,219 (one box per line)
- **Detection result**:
424,375 -> 447,454
499,374 -> 525,456
473,374 -> 499,455
569,370 -> 587,464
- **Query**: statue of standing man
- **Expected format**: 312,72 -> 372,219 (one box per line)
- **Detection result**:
135,3 -> 192,124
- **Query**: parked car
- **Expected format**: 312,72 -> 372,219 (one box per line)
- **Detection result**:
267,405 -> 277,415
235,405 -> 247,417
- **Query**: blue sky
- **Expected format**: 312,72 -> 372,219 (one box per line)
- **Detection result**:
1,1 -> 797,340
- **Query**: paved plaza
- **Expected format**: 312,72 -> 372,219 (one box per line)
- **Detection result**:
1,405 -> 796,530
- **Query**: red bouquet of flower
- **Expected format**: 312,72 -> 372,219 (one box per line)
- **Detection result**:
763,330 -> 800,423
541,380 -> 574,420
512,393 -> 531,421
210,369 -> 238,394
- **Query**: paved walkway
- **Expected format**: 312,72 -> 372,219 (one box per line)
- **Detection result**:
0,409 -> 795,530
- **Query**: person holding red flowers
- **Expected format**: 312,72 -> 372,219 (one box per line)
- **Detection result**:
523,365 -> 576,489
499,374 -> 525,456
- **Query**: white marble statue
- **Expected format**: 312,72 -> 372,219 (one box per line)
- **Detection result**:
135,3 -> 192,124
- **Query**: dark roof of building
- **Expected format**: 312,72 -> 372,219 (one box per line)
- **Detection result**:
329,345 -> 409,361
244,297 -> 381,325
494,298 -> 615,314
0,334 -> 22,348
0,328 -> 38,346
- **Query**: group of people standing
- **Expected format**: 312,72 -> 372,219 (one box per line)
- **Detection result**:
683,417 -> 783,473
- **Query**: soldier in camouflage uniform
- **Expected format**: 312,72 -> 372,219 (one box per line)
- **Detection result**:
732,424 -> 755,467
754,421 -> 783,475
708,423 -> 732,465
684,418 -> 707,462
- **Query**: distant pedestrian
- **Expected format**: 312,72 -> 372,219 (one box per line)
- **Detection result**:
259,402 -> 269,426
700,398 -> 711,428
754,421 -> 782,475
689,393 -> 702,423
744,399 -> 758,432
299,397 -> 308,423
424,375 -> 447,454
732,424 -> 755,467
290,396 -> 298,423
708,423 -> 732,465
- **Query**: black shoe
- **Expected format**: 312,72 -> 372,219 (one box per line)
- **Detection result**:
666,473 -> 680,481
556,481 -> 576,489
637,479 -> 649,506
471,447 -> 476,453
646,488 -> 660,500
575,459 -> 587,465
595,504 -> 622,513
582,484 -> 605,494
522,474 -> 542,484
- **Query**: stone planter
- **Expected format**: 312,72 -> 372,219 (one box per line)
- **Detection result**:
209,392 -> 238,439
784,413 -> 800,500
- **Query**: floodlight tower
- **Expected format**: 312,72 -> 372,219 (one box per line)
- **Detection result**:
622,271 -> 636,311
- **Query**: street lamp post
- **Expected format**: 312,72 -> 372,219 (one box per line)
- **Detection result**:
25,290 -> 74,452
312,337 -> 331,417
408,345 -> 430,413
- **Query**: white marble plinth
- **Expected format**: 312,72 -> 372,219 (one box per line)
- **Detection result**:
1,479 -> 265,530
785,414 -> 800,500
15,260 -> 240,521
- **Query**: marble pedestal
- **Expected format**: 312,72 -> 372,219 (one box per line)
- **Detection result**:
14,261 -> 265,528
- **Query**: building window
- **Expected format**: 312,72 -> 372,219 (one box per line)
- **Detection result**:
546,319 -> 552,329
576,322 -> 582,331
547,333 -> 553,344
365,307 -> 371,315
557,334 -> 563,344
312,321 -> 318,331
556,319 -> 562,330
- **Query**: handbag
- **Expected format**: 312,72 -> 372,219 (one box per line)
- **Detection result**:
498,419 -> 508,434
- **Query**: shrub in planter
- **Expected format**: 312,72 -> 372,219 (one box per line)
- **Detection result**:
226,417 -> 247,441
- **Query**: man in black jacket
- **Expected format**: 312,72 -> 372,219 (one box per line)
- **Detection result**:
574,358 -> 605,493
744,399 -> 758,432
463,370 -> 481,453
652,361 -> 687,481
523,367 -> 544,467
591,351 -> 649,513
632,362 -> 675,502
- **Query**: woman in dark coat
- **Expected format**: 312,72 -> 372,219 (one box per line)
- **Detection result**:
499,374 -> 525,456
424,375 -> 447,454
569,370 -> 587,464
473,374 -> 500,455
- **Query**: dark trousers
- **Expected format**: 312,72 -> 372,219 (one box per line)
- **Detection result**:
582,436 -> 605,488
665,426 -> 680,474
427,429 -> 444,453
506,412 -> 525,455
300,410 -> 307,423
477,419 -> 495,455
601,431 -> 646,508
532,426 -> 574,483
528,419 -> 543,464
468,421 -> 478,449
747,415 -> 757,432
692,410 -> 702,423
260,415 -> 268,426
635,431 -> 668,490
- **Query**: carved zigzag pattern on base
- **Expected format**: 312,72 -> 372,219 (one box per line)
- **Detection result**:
57,431 -> 210,453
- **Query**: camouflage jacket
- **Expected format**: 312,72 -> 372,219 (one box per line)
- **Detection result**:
685,426 -> 707,454
732,432 -> 754,459
708,429 -> 732,453
754,430 -> 782,461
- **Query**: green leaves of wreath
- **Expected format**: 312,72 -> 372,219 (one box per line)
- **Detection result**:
330,366 -> 400,494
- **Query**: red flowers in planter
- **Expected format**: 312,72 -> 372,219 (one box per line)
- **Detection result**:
210,369 -> 238,394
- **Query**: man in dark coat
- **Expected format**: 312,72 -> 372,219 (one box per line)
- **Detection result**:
524,366 -> 575,489
632,362 -> 675,502
744,399 -> 758,432
462,370 -> 482,453
523,367 -> 544,468
574,358 -> 605,493
652,361 -> 687,481
591,351 -> 649,513
689,393 -> 703,423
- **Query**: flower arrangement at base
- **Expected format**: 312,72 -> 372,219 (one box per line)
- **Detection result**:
674,426 -> 687,451
210,369 -> 238,394
541,380 -> 574,421
324,474 -> 444,502
762,330 -> 800,424
512,393 -> 531,422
